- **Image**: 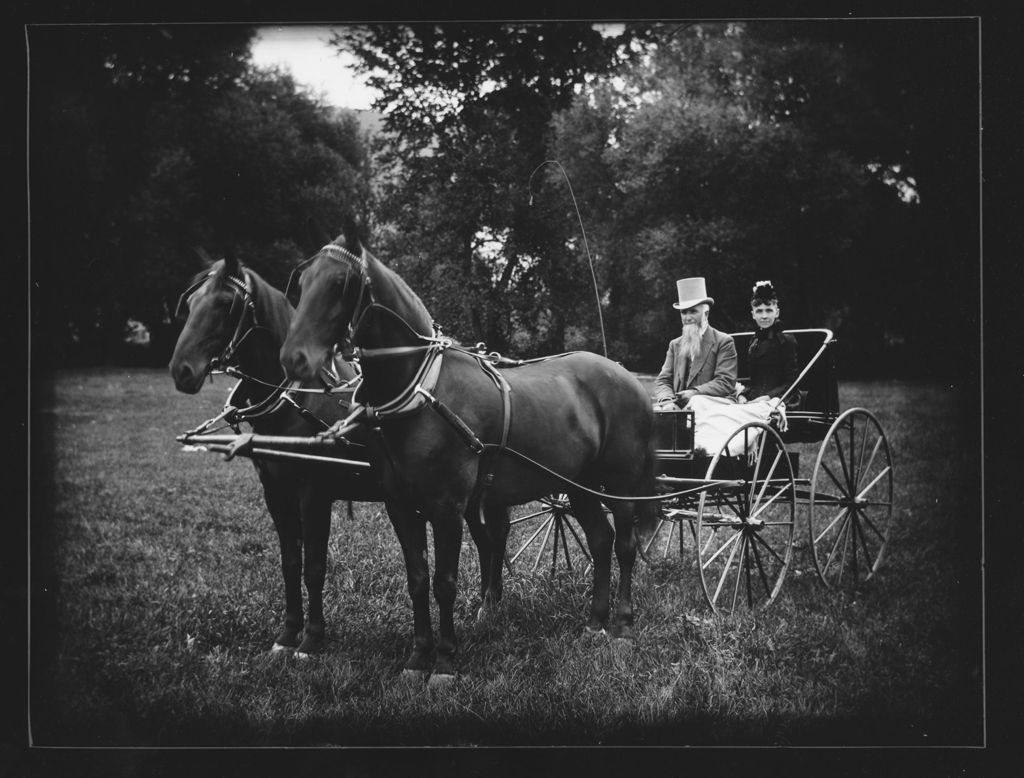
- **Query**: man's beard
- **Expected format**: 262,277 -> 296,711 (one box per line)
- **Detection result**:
680,323 -> 702,363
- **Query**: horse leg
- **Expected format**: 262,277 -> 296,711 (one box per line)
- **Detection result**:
481,502 -> 509,618
262,483 -> 303,652
296,483 -> 332,656
463,499 -> 492,618
609,499 -> 639,640
429,508 -> 464,681
567,490 -> 614,634
385,497 -> 434,676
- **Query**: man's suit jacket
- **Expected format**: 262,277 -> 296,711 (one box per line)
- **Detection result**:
653,326 -> 738,403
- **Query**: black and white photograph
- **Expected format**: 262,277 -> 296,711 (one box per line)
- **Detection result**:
18,10 -> 998,773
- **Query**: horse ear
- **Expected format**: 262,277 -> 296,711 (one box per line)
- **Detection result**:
193,245 -> 215,268
340,211 -> 368,255
223,244 -> 239,276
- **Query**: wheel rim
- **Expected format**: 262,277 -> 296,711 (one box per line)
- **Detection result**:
809,408 -> 894,593
696,422 -> 796,615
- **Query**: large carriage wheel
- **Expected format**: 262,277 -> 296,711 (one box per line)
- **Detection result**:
695,422 -> 796,616
505,494 -> 592,574
809,408 -> 894,593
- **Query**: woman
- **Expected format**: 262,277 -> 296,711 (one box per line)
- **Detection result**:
737,280 -> 800,407
687,280 -> 798,456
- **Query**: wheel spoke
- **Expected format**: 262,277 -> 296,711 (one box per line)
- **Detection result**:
750,532 -> 773,596
734,534 -> 749,611
748,433 -> 768,507
822,510 -> 852,576
744,538 -> 755,608
857,506 -> 887,544
726,534 -> 746,612
711,529 -> 744,605
508,513 -> 554,564
563,516 -> 592,562
815,506 -> 850,546
751,527 -> 789,567
820,460 -> 849,498
856,436 -> 885,492
509,507 -> 551,525
856,465 -> 892,502
750,481 -> 793,522
854,418 -> 871,489
662,519 -> 675,557
705,487 -> 744,521
751,448 -> 783,513
553,515 -> 571,573
701,526 -> 743,568
831,428 -> 854,493
836,515 -> 852,586
855,511 -> 875,571
641,518 -> 666,555
530,514 -> 557,572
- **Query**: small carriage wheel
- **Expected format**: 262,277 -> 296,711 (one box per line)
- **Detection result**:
809,408 -> 894,594
505,494 -> 592,575
695,422 -> 796,616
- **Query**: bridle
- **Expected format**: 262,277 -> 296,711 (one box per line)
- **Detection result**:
175,268 -> 261,372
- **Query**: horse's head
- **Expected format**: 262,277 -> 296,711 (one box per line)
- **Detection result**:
169,252 -> 255,394
280,241 -> 369,383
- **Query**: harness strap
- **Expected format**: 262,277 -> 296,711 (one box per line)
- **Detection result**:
355,342 -> 448,419
473,360 -> 512,524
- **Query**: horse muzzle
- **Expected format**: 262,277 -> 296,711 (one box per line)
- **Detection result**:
279,343 -> 326,384
169,360 -> 208,394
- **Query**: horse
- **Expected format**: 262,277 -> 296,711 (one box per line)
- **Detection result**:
169,250 -> 383,656
278,234 -> 659,683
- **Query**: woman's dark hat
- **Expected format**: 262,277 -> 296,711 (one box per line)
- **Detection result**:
751,280 -> 778,304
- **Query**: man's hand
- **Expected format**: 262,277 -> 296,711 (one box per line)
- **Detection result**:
675,389 -> 697,403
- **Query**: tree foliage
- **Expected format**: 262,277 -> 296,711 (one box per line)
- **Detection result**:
553,21 -> 976,373
331,23 -> 652,356
31,25 -> 374,366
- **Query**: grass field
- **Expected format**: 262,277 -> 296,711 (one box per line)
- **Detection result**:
28,367 -> 983,748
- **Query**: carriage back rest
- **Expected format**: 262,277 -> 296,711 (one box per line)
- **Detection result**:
729,327 -> 839,416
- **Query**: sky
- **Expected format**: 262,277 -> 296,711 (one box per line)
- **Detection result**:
250,25 -> 377,110
250,23 -> 627,111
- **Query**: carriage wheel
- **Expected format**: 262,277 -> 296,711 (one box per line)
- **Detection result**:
638,504 -> 687,561
505,495 -> 592,575
809,408 -> 894,594
695,422 -> 796,616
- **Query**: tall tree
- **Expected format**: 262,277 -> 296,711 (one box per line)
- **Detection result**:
549,20 -> 977,374
331,22 -> 651,355
30,25 -> 374,366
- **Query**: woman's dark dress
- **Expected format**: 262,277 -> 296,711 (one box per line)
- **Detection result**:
743,322 -> 799,405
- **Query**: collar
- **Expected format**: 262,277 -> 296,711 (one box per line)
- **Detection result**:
753,321 -> 782,339
700,319 -> 709,337
354,342 -> 448,419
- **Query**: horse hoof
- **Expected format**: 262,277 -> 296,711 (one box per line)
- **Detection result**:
427,672 -> 457,690
400,668 -> 428,684
582,626 -> 609,641
271,643 -> 295,654
610,637 -> 634,652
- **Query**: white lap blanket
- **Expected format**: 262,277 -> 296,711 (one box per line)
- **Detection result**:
685,395 -> 787,457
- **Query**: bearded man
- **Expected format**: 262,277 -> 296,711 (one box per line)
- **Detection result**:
653,277 -> 737,408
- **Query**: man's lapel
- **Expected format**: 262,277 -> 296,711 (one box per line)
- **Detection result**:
686,328 -> 714,387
